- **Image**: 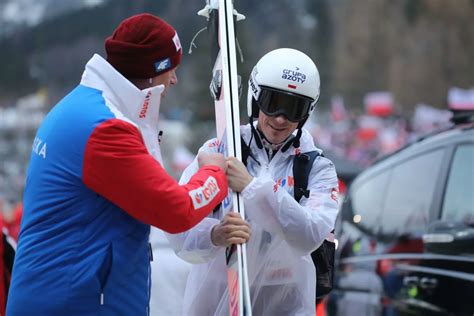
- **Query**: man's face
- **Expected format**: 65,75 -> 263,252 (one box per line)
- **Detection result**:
151,67 -> 178,98
257,111 -> 299,144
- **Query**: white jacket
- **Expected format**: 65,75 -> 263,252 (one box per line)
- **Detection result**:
167,124 -> 339,316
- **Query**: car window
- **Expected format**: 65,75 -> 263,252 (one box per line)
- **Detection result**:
381,149 -> 444,236
441,144 -> 474,224
351,170 -> 390,233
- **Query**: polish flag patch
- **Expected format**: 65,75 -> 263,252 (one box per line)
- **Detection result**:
172,32 -> 182,52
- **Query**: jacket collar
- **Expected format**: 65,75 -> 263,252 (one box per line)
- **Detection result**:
80,54 -> 165,127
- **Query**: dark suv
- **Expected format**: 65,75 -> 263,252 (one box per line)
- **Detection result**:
328,111 -> 474,316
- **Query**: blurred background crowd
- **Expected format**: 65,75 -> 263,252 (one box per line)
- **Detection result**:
0,0 -> 473,241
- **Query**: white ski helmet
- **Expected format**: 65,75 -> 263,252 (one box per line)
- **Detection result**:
247,48 -> 320,126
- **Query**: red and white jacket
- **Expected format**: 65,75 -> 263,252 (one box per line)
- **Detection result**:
7,54 -> 228,315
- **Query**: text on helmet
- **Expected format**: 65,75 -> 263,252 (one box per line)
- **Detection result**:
250,68 -> 261,98
282,69 -> 306,84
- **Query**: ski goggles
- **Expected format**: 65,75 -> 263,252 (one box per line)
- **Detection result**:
256,87 -> 314,122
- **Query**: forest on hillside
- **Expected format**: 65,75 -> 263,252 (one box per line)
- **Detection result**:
0,0 -> 473,204
0,0 -> 473,117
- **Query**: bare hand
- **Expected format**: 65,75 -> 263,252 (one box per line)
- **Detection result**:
211,212 -> 251,247
226,156 -> 253,192
198,152 -> 226,171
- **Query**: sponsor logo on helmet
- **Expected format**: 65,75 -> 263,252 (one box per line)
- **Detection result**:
189,176 -> 221,209
282,68 -> 306,84
139,91 -> 153,118
249,68 -> 260,98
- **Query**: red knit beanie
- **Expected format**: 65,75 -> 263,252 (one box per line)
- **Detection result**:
105,13 -> 182,79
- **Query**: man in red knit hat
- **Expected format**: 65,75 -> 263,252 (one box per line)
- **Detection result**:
7,13 -> 228,315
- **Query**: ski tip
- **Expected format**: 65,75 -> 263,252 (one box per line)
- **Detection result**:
197,6 -> 210,18
234,9 -> 246,22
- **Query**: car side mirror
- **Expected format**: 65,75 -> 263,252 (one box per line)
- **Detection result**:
422,220 -> 474,255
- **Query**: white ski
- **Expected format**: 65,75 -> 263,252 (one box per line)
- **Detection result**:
198,1 -> 251,315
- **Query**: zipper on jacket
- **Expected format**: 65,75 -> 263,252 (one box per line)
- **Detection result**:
148,242 -> 153,261
147,261 -> 151,316
147,241 -> 152,316
100,292 -> 104,305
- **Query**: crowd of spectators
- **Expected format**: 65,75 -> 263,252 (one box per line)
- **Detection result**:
310,92 -> 454,168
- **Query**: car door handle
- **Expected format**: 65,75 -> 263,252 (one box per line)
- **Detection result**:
419,277 -> 438,290
403,276 -> 419,287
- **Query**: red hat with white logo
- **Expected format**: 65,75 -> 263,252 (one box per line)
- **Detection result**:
105,13 -> 182,79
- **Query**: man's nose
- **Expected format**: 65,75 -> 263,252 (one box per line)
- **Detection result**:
273,114 -> 288,124
171,70 -> 178,85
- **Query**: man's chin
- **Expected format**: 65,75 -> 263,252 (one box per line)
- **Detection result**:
268,134 -> 286,144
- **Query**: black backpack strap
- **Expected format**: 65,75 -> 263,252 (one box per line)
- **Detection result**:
241,136 -> 251,167
241,136 -> 261,167
293,151 -> 335,299
293,151 -> 321,203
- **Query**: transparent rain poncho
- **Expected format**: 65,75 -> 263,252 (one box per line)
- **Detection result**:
167,126 -> 339,316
